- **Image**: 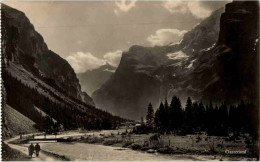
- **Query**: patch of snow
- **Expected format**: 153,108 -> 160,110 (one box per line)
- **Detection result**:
192,23 -> 200,30
103,68 -> 115,73
168,42 -> 178,46
168,39 -> 183,46
201,43 -> 216,52
235,9 -> 252,14
186,63 -> 193,69
38,69 -> 46,77
168,62 -> 182,67
185,59 -> 197,69
167,51 -> 189,60
254,39 -> 258,51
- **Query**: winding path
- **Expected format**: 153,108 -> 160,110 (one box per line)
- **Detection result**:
4,132 -> 223,161
4,135 -> 62,161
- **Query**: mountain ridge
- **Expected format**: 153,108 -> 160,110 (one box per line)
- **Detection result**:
92,7 -> 225,119
93,1 -> 258,120
1,3 -> 94,106
77,63 -> 116,95
2,3 -> 126,132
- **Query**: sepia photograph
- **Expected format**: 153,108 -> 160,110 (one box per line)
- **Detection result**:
1,0 -> 259,161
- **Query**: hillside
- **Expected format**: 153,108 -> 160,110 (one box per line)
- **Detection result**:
2,3 -> 126,132
77,63 -> 116,95
1,3 -> 93,106
4,105 -> 38,136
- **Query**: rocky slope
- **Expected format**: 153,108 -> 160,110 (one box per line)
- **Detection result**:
92,7 -> 225,119
1,4 -> 94,106
4,105 -> 38,136
191,1 -> 259,104
93,1 -> 258,120
2,4 -> 126,131
77,63 -> 116,95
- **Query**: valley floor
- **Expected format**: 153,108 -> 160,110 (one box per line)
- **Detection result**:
3,129 -> 257,161
3,135 -> 65,161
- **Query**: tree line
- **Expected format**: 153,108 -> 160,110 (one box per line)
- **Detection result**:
138,96 -> 257,137
3,70 -> 126,133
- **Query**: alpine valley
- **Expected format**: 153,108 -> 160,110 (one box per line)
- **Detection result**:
2,3 -> 125,138
92,1 -> 259,120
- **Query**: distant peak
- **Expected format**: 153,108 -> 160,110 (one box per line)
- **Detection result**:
102,62 -> 116,68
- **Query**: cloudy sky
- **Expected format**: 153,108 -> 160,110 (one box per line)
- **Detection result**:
5,1 -> 228,73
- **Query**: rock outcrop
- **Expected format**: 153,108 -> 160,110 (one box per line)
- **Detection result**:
1,4 -> 94,106
1,4 -> 127,131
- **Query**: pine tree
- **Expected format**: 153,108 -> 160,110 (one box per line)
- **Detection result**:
146,103 -> 154,130
198,102 -> 205,129
154,102 -> 165,133
218,102 -> 228,135
169,96 -> 183,134
192,102 -> 199,129
164,99 -> 170,133
185,97 -> 193,129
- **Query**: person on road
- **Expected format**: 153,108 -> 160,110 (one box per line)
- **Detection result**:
35,143 -> 41,157
28,143 -> 34,158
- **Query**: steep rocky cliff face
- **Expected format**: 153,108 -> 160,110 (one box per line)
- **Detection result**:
198,1 -> 259,103
2,4 -> 94,106
92,8 -> 225,119
77,63 -> 116,95
93,1 -> 258,120
1,4 -> 130,131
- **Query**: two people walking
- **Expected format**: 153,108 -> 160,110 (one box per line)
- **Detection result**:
28,143 -> 41,158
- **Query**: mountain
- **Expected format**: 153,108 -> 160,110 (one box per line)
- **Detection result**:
2,4 -> 126,132
77,63 -> 116,95
92,7 -> 224,119
93,1 -> 258,120
196,1 -> 259,104
2,4 -> 94,106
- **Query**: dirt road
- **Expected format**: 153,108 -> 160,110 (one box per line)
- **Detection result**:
4,136 -> 62,161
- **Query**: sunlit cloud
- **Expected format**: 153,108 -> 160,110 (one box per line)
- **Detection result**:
147,28 -> 187,46
66,52 -> 105,73
103,50 -> 122,67
162,1 -> 212,19
115,0 -> 136,12
114,0 -> 137,16
67,50 -> 123,73
114,9 -> 120,16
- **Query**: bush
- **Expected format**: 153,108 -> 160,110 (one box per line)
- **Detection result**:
103,139 -> 121,146
81,137 -> 104,143
157,147 -> 174,154
133,125 -> 151,134
66,137 -> 77,142
196,136 -> 202,143
140,146 -> 151,151
122,141 -> 133,147
131,143 -> 142,150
